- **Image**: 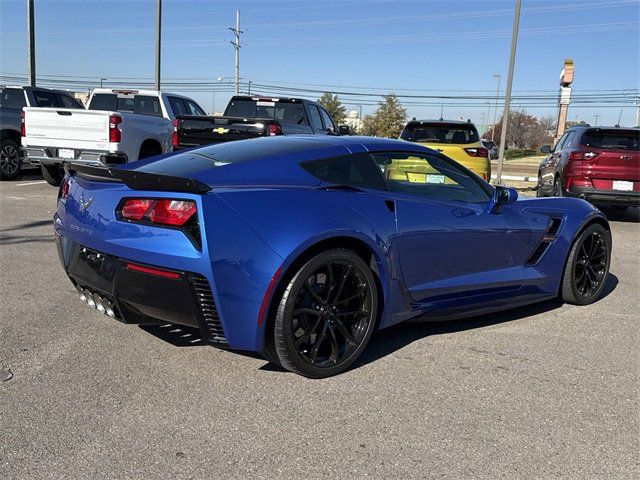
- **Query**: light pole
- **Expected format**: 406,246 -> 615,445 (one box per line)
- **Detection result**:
99,78 -> 107,88
212,77 -> 224,114
593,114 -> 600,126
495,0 -> 522,186
491,74 -> 501,141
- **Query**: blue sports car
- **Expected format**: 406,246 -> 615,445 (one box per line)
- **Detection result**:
54,136 -> 611,378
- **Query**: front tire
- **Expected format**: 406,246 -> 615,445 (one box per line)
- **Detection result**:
272,249 -> 378,378
0,139 -> 22,180
41,164 -> 63,186
561,224 -> 611,305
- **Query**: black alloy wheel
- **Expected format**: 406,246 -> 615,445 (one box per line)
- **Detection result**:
0,139 -> 22,180
561,223 -> 611,305
273,249 -> 378,378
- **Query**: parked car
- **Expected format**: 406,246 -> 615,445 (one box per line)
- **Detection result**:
537,126 -> 639,209
22,88 -> 206,186
172,95 -> 349,149
400,119 -> 491,181
1,85 -> 83,180
54,136 -> 610,378
481,139 -> 498,160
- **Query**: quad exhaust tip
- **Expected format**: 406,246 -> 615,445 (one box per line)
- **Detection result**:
76,285 -> 117,318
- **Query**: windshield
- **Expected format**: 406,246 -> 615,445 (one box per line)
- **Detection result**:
401,122 -> 479,145
581,129 -> 639,151
225,99 -> 307,125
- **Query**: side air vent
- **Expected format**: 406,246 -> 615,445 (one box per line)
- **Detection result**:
525,217 -> 562,265
190,273 -> 227,345
526,242 -> 551,265
546,218 -> 562,236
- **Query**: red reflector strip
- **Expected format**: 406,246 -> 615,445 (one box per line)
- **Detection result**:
257,266 -> 283,326
125,263 -> 181,279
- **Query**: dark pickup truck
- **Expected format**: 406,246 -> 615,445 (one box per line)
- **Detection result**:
172,96 -> 348,149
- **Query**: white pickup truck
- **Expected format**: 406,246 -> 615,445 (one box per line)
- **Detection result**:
22,89 -> 206,185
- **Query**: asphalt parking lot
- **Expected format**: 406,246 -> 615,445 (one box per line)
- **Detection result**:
1,177 -> 638,479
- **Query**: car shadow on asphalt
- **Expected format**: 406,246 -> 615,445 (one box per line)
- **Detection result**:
600,206 -> 639,223
138,273 -> 618,375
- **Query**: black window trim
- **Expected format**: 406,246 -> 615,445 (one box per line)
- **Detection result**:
300,152 -> 388,191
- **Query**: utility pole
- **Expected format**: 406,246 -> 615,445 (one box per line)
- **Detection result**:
154,0 -> 162,90
495,0 -> 522,186
248,80 -> 252,95
439,103 -> 444,120
593,114 -> 600,126
554,59 -> 574,142
491,74 -> 501,141
229,10 -> 242,96
27,0 -> 36,86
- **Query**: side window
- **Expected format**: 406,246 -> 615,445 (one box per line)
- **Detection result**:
371,152 -> 491,204
0,89 -> 26,109
58,94 -> 83,109
307,105 -> 323,131
301,153 -> 386,190
133,95 -> 162,116
168,96 -> 187,116
185,100 -> 206,116
32,90 -> 58,107
552,133 -> 568,153
562,131 -> 576,150
319,108 -> 336,133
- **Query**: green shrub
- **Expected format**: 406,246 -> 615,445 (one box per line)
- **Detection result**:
504,148 -> 538,159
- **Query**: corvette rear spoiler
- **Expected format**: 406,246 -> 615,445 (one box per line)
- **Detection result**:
64,163 -> 211,194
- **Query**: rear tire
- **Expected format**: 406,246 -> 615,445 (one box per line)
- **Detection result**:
272,249 -> 378,378
41,164 -> 63,186
139,144 -> 161,160
0,139 -> 22,180
553,175 -> 564,197
561,223 -> 611,305
536,173 -> 545,197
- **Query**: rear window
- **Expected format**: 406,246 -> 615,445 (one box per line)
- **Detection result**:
0,88 -> 26,109
225,99 -> 307,125
401,122 -> 479,144
89,94 -> 163,116
32,90 -> 58,107
581,129 -> 639,151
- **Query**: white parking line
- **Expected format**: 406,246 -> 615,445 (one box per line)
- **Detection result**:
15,181 -> 47,187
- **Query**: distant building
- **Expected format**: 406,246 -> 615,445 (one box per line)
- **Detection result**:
343,110 -> 363,133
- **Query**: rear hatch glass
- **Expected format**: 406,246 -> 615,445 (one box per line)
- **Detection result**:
89,94 -> 163,116
581,129 -> 639,151
224,99 -> 307,126
401,122 -> 479,144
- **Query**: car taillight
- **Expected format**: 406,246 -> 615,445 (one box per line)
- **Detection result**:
59,177 -> 70,200
120,199 -> 154,220
109,115 -> 122,143
464,147 -> 488,157
570,151 -> 599,161
267,123 -> 282,136
20,111 -> 25,137
118,198 -> 197,226
171,118 -> 179,148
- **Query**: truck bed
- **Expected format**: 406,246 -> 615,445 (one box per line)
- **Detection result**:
174,115 -> 280,148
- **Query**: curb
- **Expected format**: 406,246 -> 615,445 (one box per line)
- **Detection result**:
490,174 -> 538,183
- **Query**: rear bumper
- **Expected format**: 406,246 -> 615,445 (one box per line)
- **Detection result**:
55,235 -> 227,346
567,185 -> 640,207
24,147 -> 128,167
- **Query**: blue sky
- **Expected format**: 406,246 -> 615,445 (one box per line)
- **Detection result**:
1,0 -> 638,126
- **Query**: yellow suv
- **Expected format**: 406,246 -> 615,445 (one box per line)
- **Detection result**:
399,119 -> 491,181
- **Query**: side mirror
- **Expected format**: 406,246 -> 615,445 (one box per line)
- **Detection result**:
487,186 -> 518,214
338,125 -> 351,136
540,145 -> 551,154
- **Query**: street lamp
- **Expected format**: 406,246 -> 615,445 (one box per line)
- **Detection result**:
99,77 -> 107,88
491,74 -> 501,141
212,77 -> 224,114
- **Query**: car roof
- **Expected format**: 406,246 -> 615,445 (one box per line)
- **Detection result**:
407,119 -> 476,126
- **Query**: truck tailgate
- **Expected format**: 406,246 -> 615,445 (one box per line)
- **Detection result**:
176,115 -> 272,148
23,107 -> 112,150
